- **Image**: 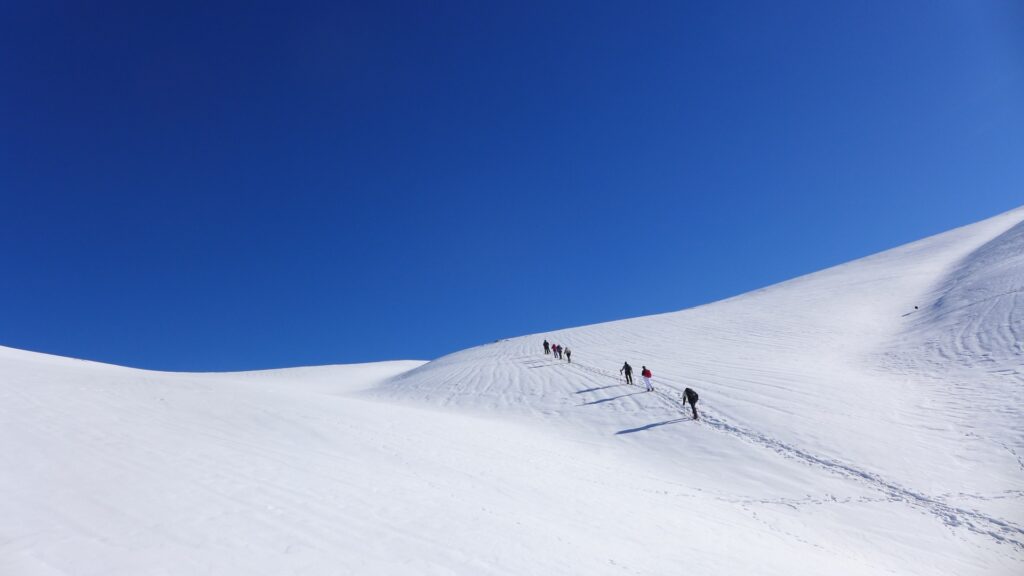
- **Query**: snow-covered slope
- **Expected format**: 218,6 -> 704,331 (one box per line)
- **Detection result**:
2,207 -> 1023,575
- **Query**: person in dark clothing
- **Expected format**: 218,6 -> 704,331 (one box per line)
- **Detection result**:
543,340 -> 550,355
565,348 -> 571,363
683,387 -> 699,420
620,362 -> 633,386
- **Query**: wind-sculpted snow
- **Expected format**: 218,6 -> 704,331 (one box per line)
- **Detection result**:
905,217 -> 1024,370
2,207 -> 1024,575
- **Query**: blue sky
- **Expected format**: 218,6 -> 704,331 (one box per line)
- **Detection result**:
2,1 -> 1022,370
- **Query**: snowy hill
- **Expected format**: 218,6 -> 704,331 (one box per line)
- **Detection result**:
2,208 -> 1023,575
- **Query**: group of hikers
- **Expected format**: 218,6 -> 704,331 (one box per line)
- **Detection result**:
542,341 -> 700,420
621,361 -> 700,420
542,339 -> 571,363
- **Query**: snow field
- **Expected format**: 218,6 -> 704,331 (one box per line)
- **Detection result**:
3,206 -> 1024,575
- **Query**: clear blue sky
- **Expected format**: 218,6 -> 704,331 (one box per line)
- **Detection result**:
2,1 -> 1022,370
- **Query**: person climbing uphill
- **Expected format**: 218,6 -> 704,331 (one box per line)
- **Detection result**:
641,366 -> 653,392
620,362 -> 633,386
543,340 -> 550,355
565,347 -> 571,363
683,387 -> 699,420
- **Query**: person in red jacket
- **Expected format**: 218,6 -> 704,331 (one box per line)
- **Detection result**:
641,366 -> 653,391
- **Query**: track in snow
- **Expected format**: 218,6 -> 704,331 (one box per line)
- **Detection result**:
539,353 -> 1024,551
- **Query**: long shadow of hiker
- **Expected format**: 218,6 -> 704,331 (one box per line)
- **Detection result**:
580,391 -> 645,406
576,385 -> 621,394
615,418 -> 691,435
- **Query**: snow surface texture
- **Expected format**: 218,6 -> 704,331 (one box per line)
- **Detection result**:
3,207 -> 1023,575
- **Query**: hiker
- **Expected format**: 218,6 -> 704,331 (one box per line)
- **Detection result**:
683,387 -> 699,420
641,366 -> 653,391
565,348 -> 572,363
556,344 -> 563,360
620,362 -> 633,386
543,340 -> 550,355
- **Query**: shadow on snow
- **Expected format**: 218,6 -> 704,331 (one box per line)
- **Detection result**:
575,385 -> 621,394
580,391 -> 645,406
615,418 -> 692,435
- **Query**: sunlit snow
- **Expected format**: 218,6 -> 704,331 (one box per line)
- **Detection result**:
3,208 -> 1023,575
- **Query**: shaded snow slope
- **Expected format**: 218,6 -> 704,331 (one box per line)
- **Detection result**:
3,207 -> 1024,575
893,214 -> 1024,375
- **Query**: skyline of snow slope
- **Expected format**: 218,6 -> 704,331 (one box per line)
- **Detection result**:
2,206 -> 1022,575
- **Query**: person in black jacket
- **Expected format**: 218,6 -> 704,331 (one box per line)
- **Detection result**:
543,340 -> 550,355
683,387 -> 699,420
620,362 -> 633,386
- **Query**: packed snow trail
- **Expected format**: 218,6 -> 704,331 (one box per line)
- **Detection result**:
557,347 -> 1024,548
511,347 -> 1024,551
